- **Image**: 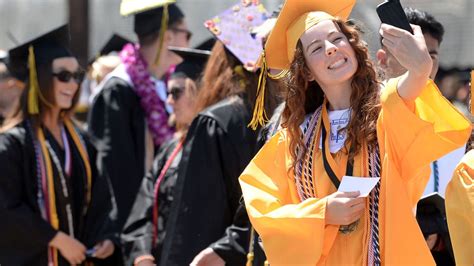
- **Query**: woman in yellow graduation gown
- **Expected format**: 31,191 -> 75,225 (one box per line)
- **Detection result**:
239,0 -> 471,265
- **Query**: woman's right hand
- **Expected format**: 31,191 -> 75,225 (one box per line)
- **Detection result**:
49,231 -> 86,265
325,191 -> 365,225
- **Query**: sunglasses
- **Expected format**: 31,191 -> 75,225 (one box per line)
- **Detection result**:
170,28 -> 192,41
52,70 -> 85,84
168,86 -> 185,101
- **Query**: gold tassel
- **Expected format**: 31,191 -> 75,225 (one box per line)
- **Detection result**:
248,51 -> 268,130
154,4 -> 169,66
28,45 -> 40,115
268,68 -> 289,80
246,227 -> 256,266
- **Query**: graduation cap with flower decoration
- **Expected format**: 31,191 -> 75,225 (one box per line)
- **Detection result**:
204,0 -> 269,71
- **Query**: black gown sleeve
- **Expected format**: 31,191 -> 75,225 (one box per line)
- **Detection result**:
162,110 -> 254,266
0,132 -> 58,263
87,78 -> 145,228
81,136 -> 119,248
121,140 -> 176,265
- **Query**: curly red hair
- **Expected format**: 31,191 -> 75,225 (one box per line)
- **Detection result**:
282,18 -> 381,168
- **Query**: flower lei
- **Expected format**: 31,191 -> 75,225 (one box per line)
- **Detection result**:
120,43 -> 173,147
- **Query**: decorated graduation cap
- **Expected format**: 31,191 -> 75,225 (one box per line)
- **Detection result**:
248,0 -> 356,129
168,46 -> 210,81
204,1 -> 269,71
120,0 -> 184,65
7,24 -> 72,114
416,193 -> 448,237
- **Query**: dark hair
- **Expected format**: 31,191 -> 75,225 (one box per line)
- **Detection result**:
136,4 -> 185,46
16,58 -> 80,128
283,19 -> 381,168
378,8 -> 444,46
405,7 -> 444,44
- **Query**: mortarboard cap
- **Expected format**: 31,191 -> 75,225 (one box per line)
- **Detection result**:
169,46 -> 210,81
416,193 -> 447,236
120,0 -> 175,16
265,0 -> 355,70
195,38 -> 216,52
7,24 -> 71,114
248,0 -> 355,129
204,1 -> 269,71
88,34 -> 131,65
99,34 -> 131,56
7,24 -> 71,82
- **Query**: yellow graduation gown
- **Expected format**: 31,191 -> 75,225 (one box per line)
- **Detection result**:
239,78 -> 471,265
445,150 -> 474,266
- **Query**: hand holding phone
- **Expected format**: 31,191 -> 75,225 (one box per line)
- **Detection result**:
376,0 -> 413,34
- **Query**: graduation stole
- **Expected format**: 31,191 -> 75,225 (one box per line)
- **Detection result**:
30,118 -> 92,266
293,101 -> 381,265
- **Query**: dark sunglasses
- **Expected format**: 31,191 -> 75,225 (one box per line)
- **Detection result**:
52,70 -> 85,84
170,28 -> 192,41
167,86 -> 185,101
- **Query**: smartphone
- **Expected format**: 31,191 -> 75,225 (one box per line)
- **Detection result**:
85,248 -> 96,258
376,0 -> 413,34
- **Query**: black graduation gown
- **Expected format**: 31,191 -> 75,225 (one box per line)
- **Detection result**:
0,120 -> 117,266
121,138 -> 181,265
158,96 -> 259,266
87,76 -> 147,229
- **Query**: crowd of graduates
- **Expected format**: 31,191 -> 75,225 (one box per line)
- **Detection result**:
0,0 -> 472,265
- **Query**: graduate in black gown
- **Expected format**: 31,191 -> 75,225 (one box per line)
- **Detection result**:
0,25 -> 117,266
121,47 -> 210,266
87,0 -> 189,232
157,3 -> 280,265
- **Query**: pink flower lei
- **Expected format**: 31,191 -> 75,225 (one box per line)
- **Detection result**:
120,43 -> 174,147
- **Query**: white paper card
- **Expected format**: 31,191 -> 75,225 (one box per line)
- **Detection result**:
338,176 -> 380,197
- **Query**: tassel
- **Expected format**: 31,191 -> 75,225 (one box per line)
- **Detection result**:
246,227 -> 256,266
28,46 -> 40,115
154,4 -> 169,66
268,68 -> 289,80
246,252 -> 254,266
248,51 -> 269,130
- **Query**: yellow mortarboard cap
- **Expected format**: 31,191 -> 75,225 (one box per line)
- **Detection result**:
120,0 -> 175,16
248,0 -> 355,130
265,0 -> 356,70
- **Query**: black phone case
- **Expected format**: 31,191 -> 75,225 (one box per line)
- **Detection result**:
376,0 -> 413,34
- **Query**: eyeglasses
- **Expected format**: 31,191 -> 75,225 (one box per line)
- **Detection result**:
52,70 -> 85,84
167,86 -> 185,101
169,28 -> 192,41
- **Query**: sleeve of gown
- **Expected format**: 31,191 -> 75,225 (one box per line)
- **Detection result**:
0,133 -> 58,257
82,138 -> 119,248
171,114 -> 249,265
445,150 -> 474,266
87,80 -> 142,227
379,78 -> 471,181
239,131 -> 339,265
121,142 -> 171,265
210,203 -> 251,265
